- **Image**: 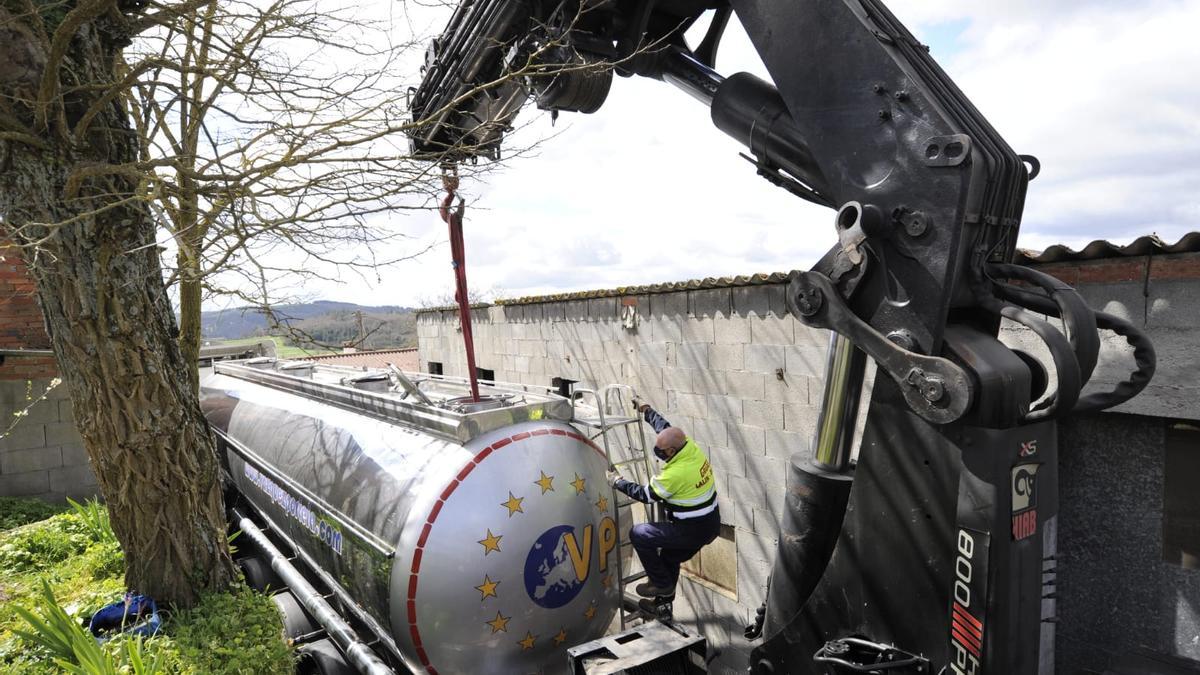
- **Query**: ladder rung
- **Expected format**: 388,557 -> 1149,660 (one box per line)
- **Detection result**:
572,415 -> 640,430
612,457 -> 646,466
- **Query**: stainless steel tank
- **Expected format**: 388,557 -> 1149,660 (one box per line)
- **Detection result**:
200,360 -> 621,674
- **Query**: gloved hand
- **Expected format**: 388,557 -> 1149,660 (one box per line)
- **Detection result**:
606,469 -> 621,487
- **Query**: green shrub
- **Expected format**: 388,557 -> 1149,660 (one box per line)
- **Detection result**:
165,585 -> 294,674
0,497 -> 67,531
0,499 -> 292,674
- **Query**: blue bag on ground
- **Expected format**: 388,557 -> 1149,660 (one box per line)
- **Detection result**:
88,593 -> 161,641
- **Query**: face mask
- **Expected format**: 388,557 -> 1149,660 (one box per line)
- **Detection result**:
653,446 -> 670,461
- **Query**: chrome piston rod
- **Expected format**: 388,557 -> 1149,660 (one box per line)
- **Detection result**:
233,510 -> 394,675
812,332 -> 868,472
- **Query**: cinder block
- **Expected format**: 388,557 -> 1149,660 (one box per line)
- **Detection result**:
784,404 -> 819,438
707,395 -> 743,421
717,491 -> 752,528
1,445 -> 62,473
725,423 -> 765,455
692,368 -> 725,395
765,429 -> 810,461
746,454 -> 787,485
752,504 -> 785,539
764,372 -> 808,404
784,344 -> 826,376
744,344 -> 786,373
48,464 -> 97,492
662,368 -> 698,394
731,285 -> 769,317
639,342 -> 673,369
689,288 -> 732,318
724,474 -> 772,512
0,469 -> 49,497
736,526 -> 778,565
44,421 -> 79,447
635,365 -> 664,390
708,344 -> 745,371
648,316 -> 683,344
795,324 -> 830,349
714,316 -> 752,345
60,443 -> 90,467
749,315 -> 793,346
736,553 -> 772,608
0,421 -> 46,451
670,391 -> 708,418
15,397 -> 60,425
691,417 -> 729,450
681,318 -> 716,344
649,292 -> 688,318
709,447 -> 745,479
676,343 -> 709,370
718,371 -> 766,400
743,400 -> 784,430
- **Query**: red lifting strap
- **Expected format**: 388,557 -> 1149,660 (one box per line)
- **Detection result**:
440,166 -> 481,402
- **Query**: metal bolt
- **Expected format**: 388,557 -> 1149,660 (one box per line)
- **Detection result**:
922,378 -> 945,403
872,83 -> 886,94
825,640 -> 850,656
887,330 -> 916,351
894,90 -> 910,102
878,109 -> 892,121
905,368 -> 946,403
795,287 -> 823,317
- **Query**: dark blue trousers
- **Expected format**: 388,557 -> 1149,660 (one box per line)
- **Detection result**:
629,509 -> 721,589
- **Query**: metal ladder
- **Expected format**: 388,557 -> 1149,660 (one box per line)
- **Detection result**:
571,383 -> 660,629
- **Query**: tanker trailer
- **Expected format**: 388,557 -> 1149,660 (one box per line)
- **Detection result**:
200,359 -> 625,674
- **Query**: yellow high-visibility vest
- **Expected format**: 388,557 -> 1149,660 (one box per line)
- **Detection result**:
650,439 -> 717,518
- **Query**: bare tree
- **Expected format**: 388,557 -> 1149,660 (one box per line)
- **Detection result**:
0,0 -> 236,606
125,1 -> 446,389
0,0 -> 625,606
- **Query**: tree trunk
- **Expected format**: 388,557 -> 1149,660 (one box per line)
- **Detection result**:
177,262 -> 202,393
0,5 -> 234,606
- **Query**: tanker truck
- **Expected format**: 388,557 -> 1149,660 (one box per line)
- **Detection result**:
200,358 -> 652,674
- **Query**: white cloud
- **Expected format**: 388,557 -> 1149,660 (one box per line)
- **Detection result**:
273,0 -> 1200,306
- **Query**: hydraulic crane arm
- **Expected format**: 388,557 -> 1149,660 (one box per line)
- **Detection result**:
407,2 -> 1156,673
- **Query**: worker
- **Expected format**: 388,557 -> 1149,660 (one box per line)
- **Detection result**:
607,399 -> 720,604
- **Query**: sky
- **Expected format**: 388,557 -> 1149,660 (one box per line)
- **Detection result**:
256,0 -> 1200,308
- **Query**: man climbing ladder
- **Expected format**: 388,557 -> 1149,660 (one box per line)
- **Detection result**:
607,399 -> 721,612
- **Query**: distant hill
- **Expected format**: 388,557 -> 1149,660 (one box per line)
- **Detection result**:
201,302 -> 415,350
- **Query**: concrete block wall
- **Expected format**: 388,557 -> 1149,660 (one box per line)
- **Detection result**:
0,377 -> 96,502
419,282 -> 847,673
0,248 -> 96,503
418,252 -> 1200,671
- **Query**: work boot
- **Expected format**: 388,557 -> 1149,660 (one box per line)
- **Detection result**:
635,581 -> 675,599
638,597 -> 674,622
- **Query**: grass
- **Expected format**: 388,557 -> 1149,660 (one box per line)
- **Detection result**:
0,498 -> 294,674
211,336 -> 334,360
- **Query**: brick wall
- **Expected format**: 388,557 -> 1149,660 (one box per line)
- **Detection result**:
0,248 -> 96,502
0,248 -> 51,356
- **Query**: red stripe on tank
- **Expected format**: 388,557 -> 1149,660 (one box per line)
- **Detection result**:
406,425 -> 596,674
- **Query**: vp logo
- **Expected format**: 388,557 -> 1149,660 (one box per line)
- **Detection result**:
523,517 -> 617,608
